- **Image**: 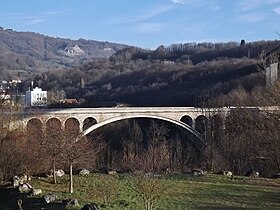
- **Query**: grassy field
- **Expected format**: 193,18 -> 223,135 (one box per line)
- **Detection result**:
0,173 -> 279,210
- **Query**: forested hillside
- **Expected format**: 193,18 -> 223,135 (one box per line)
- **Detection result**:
30,40 -> 280,106
0,27 -> 128,80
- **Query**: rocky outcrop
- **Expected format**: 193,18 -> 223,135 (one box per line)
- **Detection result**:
63,44 -> 85,56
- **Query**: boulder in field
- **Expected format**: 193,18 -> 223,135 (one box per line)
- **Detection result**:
271,173 -> 280,179
44,193 -> 56,203
81,203 -> 99,210
66,198 -> 80,208
192,169 -> 204,176
108,170 -> 117,175
55,169 -> 65,177
79,169 -> 90,176
32,188 -> 42,196
19,183 -> 33,193
245,170 -> 259,177
217,170 -> 233,176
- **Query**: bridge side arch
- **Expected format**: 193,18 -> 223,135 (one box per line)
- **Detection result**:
83,117 -> 97,131
26,118 -> 43,135
180,115 -> 193,127
26,117 -> 43,126
65,117 -> 80,133
82,114 -> 204,142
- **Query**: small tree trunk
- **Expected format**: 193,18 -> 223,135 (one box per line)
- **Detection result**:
69,163 -> 73,193
210,143 -> 214,172
53,156 -> 57,184
152,146 -> 155,173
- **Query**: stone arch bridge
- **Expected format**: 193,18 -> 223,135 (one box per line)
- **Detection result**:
21,107 -> 229,138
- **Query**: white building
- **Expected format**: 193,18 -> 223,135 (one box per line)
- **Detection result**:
25,87 -> 47,107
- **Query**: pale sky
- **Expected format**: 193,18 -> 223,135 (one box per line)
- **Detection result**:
0,0 -> 280,49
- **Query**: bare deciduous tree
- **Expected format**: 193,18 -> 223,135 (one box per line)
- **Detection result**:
63,119 -> 105,193
95,174 -> 118,206
42,118 -> 65,184
146,120 -> 170,173
134,175 -> 165,210
0,101 -> 26,180
120,120 -> 143,171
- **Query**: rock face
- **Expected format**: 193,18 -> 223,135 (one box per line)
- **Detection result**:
63,44 -> 85,56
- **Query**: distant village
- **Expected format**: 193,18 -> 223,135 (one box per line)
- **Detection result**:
0,79 -> 78,108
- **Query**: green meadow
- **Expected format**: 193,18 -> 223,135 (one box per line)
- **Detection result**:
1,173 -> 279,210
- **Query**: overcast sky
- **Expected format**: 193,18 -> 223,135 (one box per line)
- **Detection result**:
1,0 -> 280,49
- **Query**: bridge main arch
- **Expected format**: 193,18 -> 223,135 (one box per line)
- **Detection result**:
81,114 -> 204,142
